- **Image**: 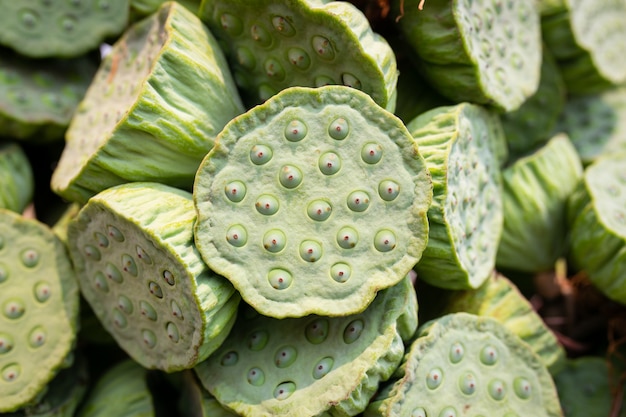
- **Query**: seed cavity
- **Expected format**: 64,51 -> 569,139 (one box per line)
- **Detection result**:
513,377 -> 531,399
256,195 -> 280,216
84,245 -> 101,261
166,322 -> 180,343
263,229 -> 287,253
112,309 -> 127,328
251,24 -> 272,47
341,73 -> 362,89
305,318 -> 329,344
0,333 -> 14,354
264,58 -> 285,81
142,329 -> 157,348
247,367 -> 265,385
313,357 -> 334,379
328,118 -> 349,140
299,240 -> 322,262
374,229 -> 397,252
379,180 -> 400,201
318,151 -> 342,175
489,379 -> 506,400
248,330 -> 269,351
93,272 -> 109,292
271,15 -> 295,36
250,144 -> 273,165
220,13 -> 243,36
411,408 -> 427,417
426,367 -> 443,389
449,342 -> 465,363
288,47 -> 311,69
28,326 -> 46,348
136,245 -> 152,264
107,225 -> 125,242
121,254 -> 138,276
336,226 -> 358,249
275,345 -> 297,368
236,47 -> 256,69
439,407 -> 457,417
279,165 -> 303,189
20,248 -> 39,268
274,381 -> 296,400
148,281 -> 163,298
459,372 -> 477,395
3,299 -> 25,319
117,295 -> 133,314
343,319 -> 364,344
2,363 -> 20,382
480,345 -> 498,365
162,270 -> 175,286
284,119 -> 307,142
312,36 -> 335,60
361,143 -> 383,164
268,268 -> 293,290
104,263 -> 123,283
19,9 -> 39,29
33,281 -> 52,303
171,300 -> 184,320
226,224 -> 248,247
225,181 -> 247,202
330,263 -> 351,283
221,351 -> 238,366
307,200 -> 332,222
347,191 -> 370,212
315,75 -> 334,87
140,301 -> 157,321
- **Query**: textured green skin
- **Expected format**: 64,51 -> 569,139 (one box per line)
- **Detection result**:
393,0 -> 542,112
131,0 -> 199,15
567,152 -> 626,304
194,275 -> 417,417
496,134 -> 583,273
541,0 -> 626,94
0,0 -> 129,58
194,85 -> 432,318
406,103 -> 504,290
0,49 -> 98,142
50,2 -> 245,204
365,313 -> 563,417
442,272 -> 567,375
67,182 -> 239,372
0,210 -> 80,413
199,0 -> 397,111
0,143 -> 34,214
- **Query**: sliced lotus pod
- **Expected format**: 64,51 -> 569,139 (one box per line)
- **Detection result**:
0,209 -> 80,413
553,356 -> 626,417
131,0 -> 199,16
198,0 -> 398,111
0,48 -> 98,142
0,0 -> 129,58
500,46 -> 566,158
365,312 -> 563,417
541,0 -> 626,94
67,182 -> 240,371
51,203 -> 81,245
496,134 -> 583,273
392,0 -> 542,113
554,85 -> 626,165
178,370 -> 238,417
193,85 -> 432,318
0,143 -> 34,214
50,1 -> 245,204
405,103 -> 504,290
194,274 -> 417,417
567,152 -> 626,304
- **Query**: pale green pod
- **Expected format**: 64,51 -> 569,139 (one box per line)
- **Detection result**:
50,1 -> 245,204
0,143 -> 34,214
198,0 -> 398,111
67,182 -> 240,372
365,312 -> 563,417
406,103 -> 505,290
194,274 -> 418,417
193,85 -> 432,318
0,209 -> 80,413
496,134 -> 583,273
392,0 -> 542,112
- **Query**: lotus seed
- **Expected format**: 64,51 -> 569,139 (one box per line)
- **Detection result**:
2,363 -> 20,382
374,229 -> 397,252
513,377 -> 531,399
299,240 -> 322,262
236,47 -> 256,69
142,329 -> 157,348
247,367 -> 265,385
347,191 -> 370,212
166,322 -> 180,342
287,47 -> 311,69
3,299 -> 25,319
21,248 -> 39,268
449,342 -> 465,363
107,225 -> 124,242
263,229 -> 287,253
318,151 -> 342,175
121,254 -> 138,276
274,346 -> 297,368
489,379 -> 506,400
226,224 -> 248,247
264,58 -> 286,81
28,326 -> 46,348
328,118 -> 349,140
94,232 -> 109,248
379,180 -> 400,201
480,345 -> 498,365
251,24 -> 271,47
284,119 -> 307,142
61,15 -> 77,32
171,300 -> 183,320
258,84 -> 276,101
148,281 -> 163,298
343,319 -> 364,344
267,268 -> 292,290
330,262 -> 352,283
426,368 -> 444,389
221,351 -> 238,366
33,281 -> 51,303
271,16 -> 295,36
84,245 -> 101,261
162,270 -> 175,286
140,301 -> 157,321
274,381 -> 296,400
248,330 -> 269,351
250,144 -> 273,165
19,9 -> 38,29
341,73 -> 362,89
93,272 -> 109,292
225,181 -> 247,202
104,263 -> 123,283
411,408 -> 427,417
459,372 -> 477,395
220,14 -> 243,36
256,195 -> 280,215
439,407 -> 457,417
112,309 -> 127,328
117,295 -> 133,314
0,333 -> 14,354
312,36 -> 335,60
336,226 -> 358,249
305,318 -> 329,344
313,357 -> 334,379
279,165 -> 303,188
315,75 -> 334,87
307,200 -> 332,222
98,0 -> 110,10
361,142 -> 383,164
0,265 -> 7,283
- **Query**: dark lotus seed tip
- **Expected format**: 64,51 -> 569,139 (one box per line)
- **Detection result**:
248,330 -> 269,351
274,346 -> 297,368
34,281 -> 52,303
279,165 -> 303,189
274,381 -> 296,400
488,379 -> 506,401
148,281 -> 164,298
305,319 -> 329,344
220,13 -> 243,36
121,254 -> 138,276
226,225 -> 248,247
3,299 -> 25,319
107,225 -> 124,242
271,16 -> 295,36
221,351 -> 238,366
251,24 -> 272,47
2,363 -> 20,382
264,58 -> 286,81
250,144 -> 273,165
307,200 -> 332,222
284,120 -> 308,142
426,368 -> 444,390
343,319 -> 364,344
247,367 -> 265,386
328,118 -> 349,140
166,322 -> 180,343
312,36 -> 335,60
225,181 -> 247,202
93,272 -> 109,292
140,301 -> 157,321
20,248 -> 39,268
28,326 -> 46,348
318,152 -> 342,175
330,263 -> 351,283
162,270 -> 175,286
171,300 -> 184,320
142,329 -> 157,348
0,333 -> 14,354
288,47 -> 311,69
313,357 -> 334,379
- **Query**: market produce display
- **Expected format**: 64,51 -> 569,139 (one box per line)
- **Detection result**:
1,0 -> 626,415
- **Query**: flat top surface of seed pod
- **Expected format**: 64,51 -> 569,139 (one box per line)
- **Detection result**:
67,182 -> 239,372
365,312 -> 562,417
193,85 -> 432,318
195,275 -> 416,417
0,0 -> 129,58
0,209 -> 79,413
199,0 -> 397,110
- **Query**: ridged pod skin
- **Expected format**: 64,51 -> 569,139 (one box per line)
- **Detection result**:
131,0 -> 200,16
194,275 -> 418,417
496,134 -> 583,273
50,1 -> 245,204
365,313 -> 563,417
67,182 -> 240,372
406,103 -> 505,290
567,152 -> 626,304
0,143 -> 34,214
0,209 -> 80,413
198,0 -> 398,111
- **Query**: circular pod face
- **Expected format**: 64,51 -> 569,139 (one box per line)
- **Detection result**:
193,85 -> 432,318
0,209 -> 79,413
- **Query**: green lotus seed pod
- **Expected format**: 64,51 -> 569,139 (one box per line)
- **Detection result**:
198,0 -> 398,111
0,143 -> 34,214
0,209 -> 80,413
553,356 -> 625,417
178,370 -> 238,417
76,359 -> 153,417
365,312 -> 563,417
496,134 -> 583,272
0,0 -> 129,58
67,182 -> 240,372
541,0 -> 626,94
195,274 -> 418,417
554,85 -> 626,166
0,48 -> 98,142
406,103 -> 505,290
50,1 -> 245,204
193,85 -> 432,318
131,0 -> 199,16
392,0 -> 542,112
51,203 -> 81,246
567,152 -> 626,304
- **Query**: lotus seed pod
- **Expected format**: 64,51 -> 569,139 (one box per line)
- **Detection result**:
0,48 -> 98,142
500,47 -> 566,158
193,85 -> 432,318
0,143 -> 34,214
554,85 -> 626,166
496,134 -> 583,273
67,182 -> 240,372
51,203 -> 81,246
541,0 -> 626,94
195,274 -> 418,417
0,209 -> 80,413
178,370 -> 238,417
76,359 -> 153,417
365,312 -> 563,417
405,103 -> 505,290
198,0 -> 398,111
553,356 -> 626,417
567,152 -> 626,305
131,0 -> 199,16
392,0 -> 542,113
50,1 -> 245,204
0,0 -> 129,58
